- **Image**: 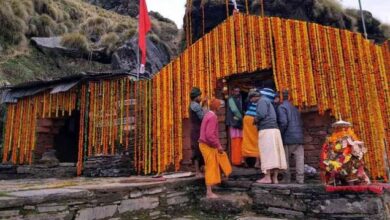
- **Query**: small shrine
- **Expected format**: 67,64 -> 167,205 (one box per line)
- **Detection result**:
321,119 -> 371,186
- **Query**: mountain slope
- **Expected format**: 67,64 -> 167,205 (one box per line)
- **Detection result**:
0,0 -> 179,84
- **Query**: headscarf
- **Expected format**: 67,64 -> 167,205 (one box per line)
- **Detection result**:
210,98 -> 222,111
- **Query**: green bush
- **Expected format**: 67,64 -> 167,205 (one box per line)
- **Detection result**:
28,14 -> 56,37
61,32 -> 90,52
57,23 -> 68,35
121,29 -> 137,41
114,22 -> 134,33
114,22 -> 137,41
33,0 -> 50,15
0,2 -> 26,47
63,2 -> 84,20
11,0 -> 30,22
80,17 -> 111,40
99,32 -> 120,53
380,24 -> 390,39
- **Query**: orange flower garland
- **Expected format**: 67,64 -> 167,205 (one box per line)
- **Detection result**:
2,13 -> 389,179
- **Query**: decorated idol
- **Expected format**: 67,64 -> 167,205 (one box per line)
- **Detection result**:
320,119 -> 370,186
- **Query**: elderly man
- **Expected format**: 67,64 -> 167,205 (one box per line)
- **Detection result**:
226,87 -> 244,166
255,88 -> 287,184
199,99 -> 232,198
277,90 -> 305,184
189,87 -> 207,177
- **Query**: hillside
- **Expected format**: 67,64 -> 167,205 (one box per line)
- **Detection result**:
0,0 -> 179,84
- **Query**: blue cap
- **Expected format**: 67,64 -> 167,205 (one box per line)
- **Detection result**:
260,88 -> 276,100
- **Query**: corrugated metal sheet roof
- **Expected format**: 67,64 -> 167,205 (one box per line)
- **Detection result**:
0,70 -> 151,104
50,81 -> 79,94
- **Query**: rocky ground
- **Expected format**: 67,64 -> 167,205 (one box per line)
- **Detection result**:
0,176 -> 284,220
0,169 -> 388,219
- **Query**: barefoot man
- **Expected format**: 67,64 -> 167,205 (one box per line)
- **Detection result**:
199,99 -> 232,198
189,87 -> 207,177
255,88 -> 287,184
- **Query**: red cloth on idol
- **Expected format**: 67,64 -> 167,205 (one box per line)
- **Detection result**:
138,0 -> 151,65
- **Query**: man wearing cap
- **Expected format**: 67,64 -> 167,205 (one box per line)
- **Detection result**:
189,87 -> 207,177
277,90 -> 304,184
242,89 -> 261,167
255,88 -> 287,184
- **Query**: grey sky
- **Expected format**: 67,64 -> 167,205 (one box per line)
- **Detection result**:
146,0 -> 390,28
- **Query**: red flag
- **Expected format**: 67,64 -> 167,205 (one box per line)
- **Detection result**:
138,0 -> 151,66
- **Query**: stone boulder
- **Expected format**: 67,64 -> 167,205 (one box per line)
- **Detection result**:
31,37 -> 111,63
38,149 -> 59,167
87,0 -> 139,17
111,37 -> 171,76
199,192 -> 252,215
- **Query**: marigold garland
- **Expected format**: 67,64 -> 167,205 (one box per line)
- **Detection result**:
2,13 -> 389,179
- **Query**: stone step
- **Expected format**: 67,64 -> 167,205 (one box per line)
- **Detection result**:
199,192 -> 252,215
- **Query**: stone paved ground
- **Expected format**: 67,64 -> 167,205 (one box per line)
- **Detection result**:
0,176 -> 287,220
0,167 -> 258,193
0,177 -> 162,193
172,210 -> 286,220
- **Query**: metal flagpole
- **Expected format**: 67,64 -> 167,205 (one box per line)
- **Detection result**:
358,0 -> 368,39
261,0 -> 264,17
136,36 -> 140,81
135,13 -> 140,81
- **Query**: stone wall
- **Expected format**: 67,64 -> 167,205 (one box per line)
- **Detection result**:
83,151 -> 135,177
0,178 -> 204,220
301,110 -> 333,171
35,119 -> 65,159
1,176 -> 389,220
0,163 -> 76,179
251,183 -> 390,219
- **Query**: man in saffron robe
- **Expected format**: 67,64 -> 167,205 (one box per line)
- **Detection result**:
226,87 -> 243,166
189,87 -> 206,177
242,90 -> 261,166
199,99 -> 232,198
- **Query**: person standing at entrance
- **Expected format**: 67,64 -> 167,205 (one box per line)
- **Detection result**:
189,87 -> 207,177
255,88 -> 287,184
277,90 -> 305,184
242,89 -> 261,166
199,99 -> 232,198
226,87 -> 244,166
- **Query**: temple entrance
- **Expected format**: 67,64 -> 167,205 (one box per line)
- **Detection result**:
53,111 -> 80,163
224,70 -> 275,167
35,110 -> 80,164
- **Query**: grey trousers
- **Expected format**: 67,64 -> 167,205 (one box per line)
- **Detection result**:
284,144 -> 304,183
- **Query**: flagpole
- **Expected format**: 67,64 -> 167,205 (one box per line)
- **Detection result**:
358,0 -> 368,39
260,0 -> 264,17
136,34 -> 140,81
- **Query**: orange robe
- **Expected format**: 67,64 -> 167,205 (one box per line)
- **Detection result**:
199,143 -> 232,186
231,138 -> 243,165
242,115 -> 260,157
